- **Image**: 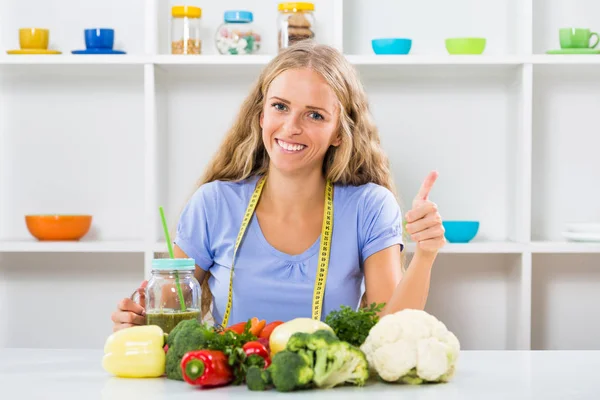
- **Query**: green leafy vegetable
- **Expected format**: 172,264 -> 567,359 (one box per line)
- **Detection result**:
324,302 -> 385,347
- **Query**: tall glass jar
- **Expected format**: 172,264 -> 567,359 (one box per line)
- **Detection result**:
215,11 -> 262,55
171,5 -> 202,54
277,2 -> 315,51
145,258 -> 201,334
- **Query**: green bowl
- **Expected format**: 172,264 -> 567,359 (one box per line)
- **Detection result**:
445,38 -> 486,55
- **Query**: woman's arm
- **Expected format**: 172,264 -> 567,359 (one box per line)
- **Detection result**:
364,246 -> 437,315
364,171 -> 445,316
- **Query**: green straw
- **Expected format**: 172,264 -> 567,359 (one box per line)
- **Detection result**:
160,206 -> 186,312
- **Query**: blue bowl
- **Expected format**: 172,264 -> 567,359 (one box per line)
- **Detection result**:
371,38 -> 412,55
442,221 -> 480,243
85,28 -> 114,49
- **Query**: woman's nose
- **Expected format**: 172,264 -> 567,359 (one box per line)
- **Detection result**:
284,113 -> 303,135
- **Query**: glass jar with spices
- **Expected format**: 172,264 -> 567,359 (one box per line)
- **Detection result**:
143,258 -> 201,334
171,5 -> 202,54
277,2 -> 315,51
215,11 -> 262,55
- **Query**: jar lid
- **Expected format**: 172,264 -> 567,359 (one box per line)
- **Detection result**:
172,6 -> 202,18
224,10 -> 253,23
152,258 -> 196,271
278,2 -> 315,12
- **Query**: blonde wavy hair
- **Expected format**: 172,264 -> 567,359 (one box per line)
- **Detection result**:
193,40 -> 406,320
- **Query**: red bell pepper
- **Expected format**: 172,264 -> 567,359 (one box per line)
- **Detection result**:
223,321 -> 247,335
180,350 -> 233,387
242,341 -> 271,369
258,321 -> 284,340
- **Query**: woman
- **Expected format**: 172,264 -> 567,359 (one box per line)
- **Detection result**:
111,41 -> 445,332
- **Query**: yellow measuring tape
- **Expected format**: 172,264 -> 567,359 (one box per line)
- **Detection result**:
221,176 -> 334,327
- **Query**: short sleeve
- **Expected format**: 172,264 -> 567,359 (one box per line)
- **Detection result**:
173,183 -> 217,271
359,184 -> 404,264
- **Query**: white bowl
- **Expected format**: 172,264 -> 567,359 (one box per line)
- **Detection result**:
565,223 -> 600,234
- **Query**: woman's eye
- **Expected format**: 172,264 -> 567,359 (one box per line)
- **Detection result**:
272,102 -> 287,111
309,112 -> 324,121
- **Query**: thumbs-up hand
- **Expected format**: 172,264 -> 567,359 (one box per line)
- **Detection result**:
404,171 -> 446,254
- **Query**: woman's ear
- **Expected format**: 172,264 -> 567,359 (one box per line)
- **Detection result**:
259,112 -> 264,128
331,133 -> 342,147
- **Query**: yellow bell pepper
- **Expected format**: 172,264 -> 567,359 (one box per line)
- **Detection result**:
102,325 -> 166,378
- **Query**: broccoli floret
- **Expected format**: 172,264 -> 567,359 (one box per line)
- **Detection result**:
267,350 -> 314,392
245,365 -> 271,391
286,332 -> 311,352
306,329 -> 339,351
165,320 -> 216,381
313,341 -> 369,389
296,349 -> 315,368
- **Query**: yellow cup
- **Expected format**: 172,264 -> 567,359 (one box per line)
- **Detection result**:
19,28 -> 49,49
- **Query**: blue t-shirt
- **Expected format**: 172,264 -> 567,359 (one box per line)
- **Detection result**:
174,175 -> 403,325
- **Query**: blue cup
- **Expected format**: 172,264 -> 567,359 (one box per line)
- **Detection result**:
371,38 -> 412,55
85,28 -> 114,49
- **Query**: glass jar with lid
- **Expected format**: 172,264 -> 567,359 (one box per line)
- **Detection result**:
171,5 -> 202,54
277,2 -> 315,51
144,258 -> 201,334
215,11 -> 262,55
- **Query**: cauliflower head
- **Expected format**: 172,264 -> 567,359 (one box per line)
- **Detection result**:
360,309 -> 460,384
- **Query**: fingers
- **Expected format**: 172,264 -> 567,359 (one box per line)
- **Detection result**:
139,280 -> 148,309
409,225 -> 445,243
405,212 -> 442,235
111,310 -> 146,326
113,323 -> 134,333
118,297 -> 146,316
414,171 -> 439,203
405,201 -> 438,223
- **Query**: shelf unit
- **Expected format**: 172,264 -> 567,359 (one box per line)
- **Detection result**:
1,0 -> 599,351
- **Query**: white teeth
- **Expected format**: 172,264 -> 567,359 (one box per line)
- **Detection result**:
277,139 -> 305,152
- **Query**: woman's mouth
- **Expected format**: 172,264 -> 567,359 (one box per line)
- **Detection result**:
276,139 -> 307,153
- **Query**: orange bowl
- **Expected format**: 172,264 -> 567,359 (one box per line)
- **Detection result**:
25,215 -> 92,241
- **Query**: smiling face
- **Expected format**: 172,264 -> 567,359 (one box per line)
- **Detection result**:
260,68 -> 341,177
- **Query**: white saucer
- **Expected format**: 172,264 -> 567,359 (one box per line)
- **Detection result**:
562,231 -> 600,242
565,223 -> 600,234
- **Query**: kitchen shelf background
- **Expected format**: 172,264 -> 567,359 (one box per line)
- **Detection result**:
343,0 -> 523,56
1,0 -> 599,351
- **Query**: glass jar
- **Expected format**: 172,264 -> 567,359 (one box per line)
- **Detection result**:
215,11 -> 261,55
277,2 -> 315,51
171,5 -> 202,54
145,258 -> 201,334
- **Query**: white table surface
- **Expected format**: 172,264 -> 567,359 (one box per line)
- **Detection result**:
1,349 -> 599,399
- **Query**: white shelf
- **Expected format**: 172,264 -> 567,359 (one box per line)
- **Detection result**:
0,240 -> 147,253
0,55 -> 149,65
153,54 -> 273,66
405,242 -> 524,254
347,55 -> 524,65
531,242 -> 600,254
0,54 -> 597,67
530,55 -> 600,65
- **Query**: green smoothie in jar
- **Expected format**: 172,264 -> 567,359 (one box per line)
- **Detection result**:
145,258 -> 201,334
146,309 -> 201,334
